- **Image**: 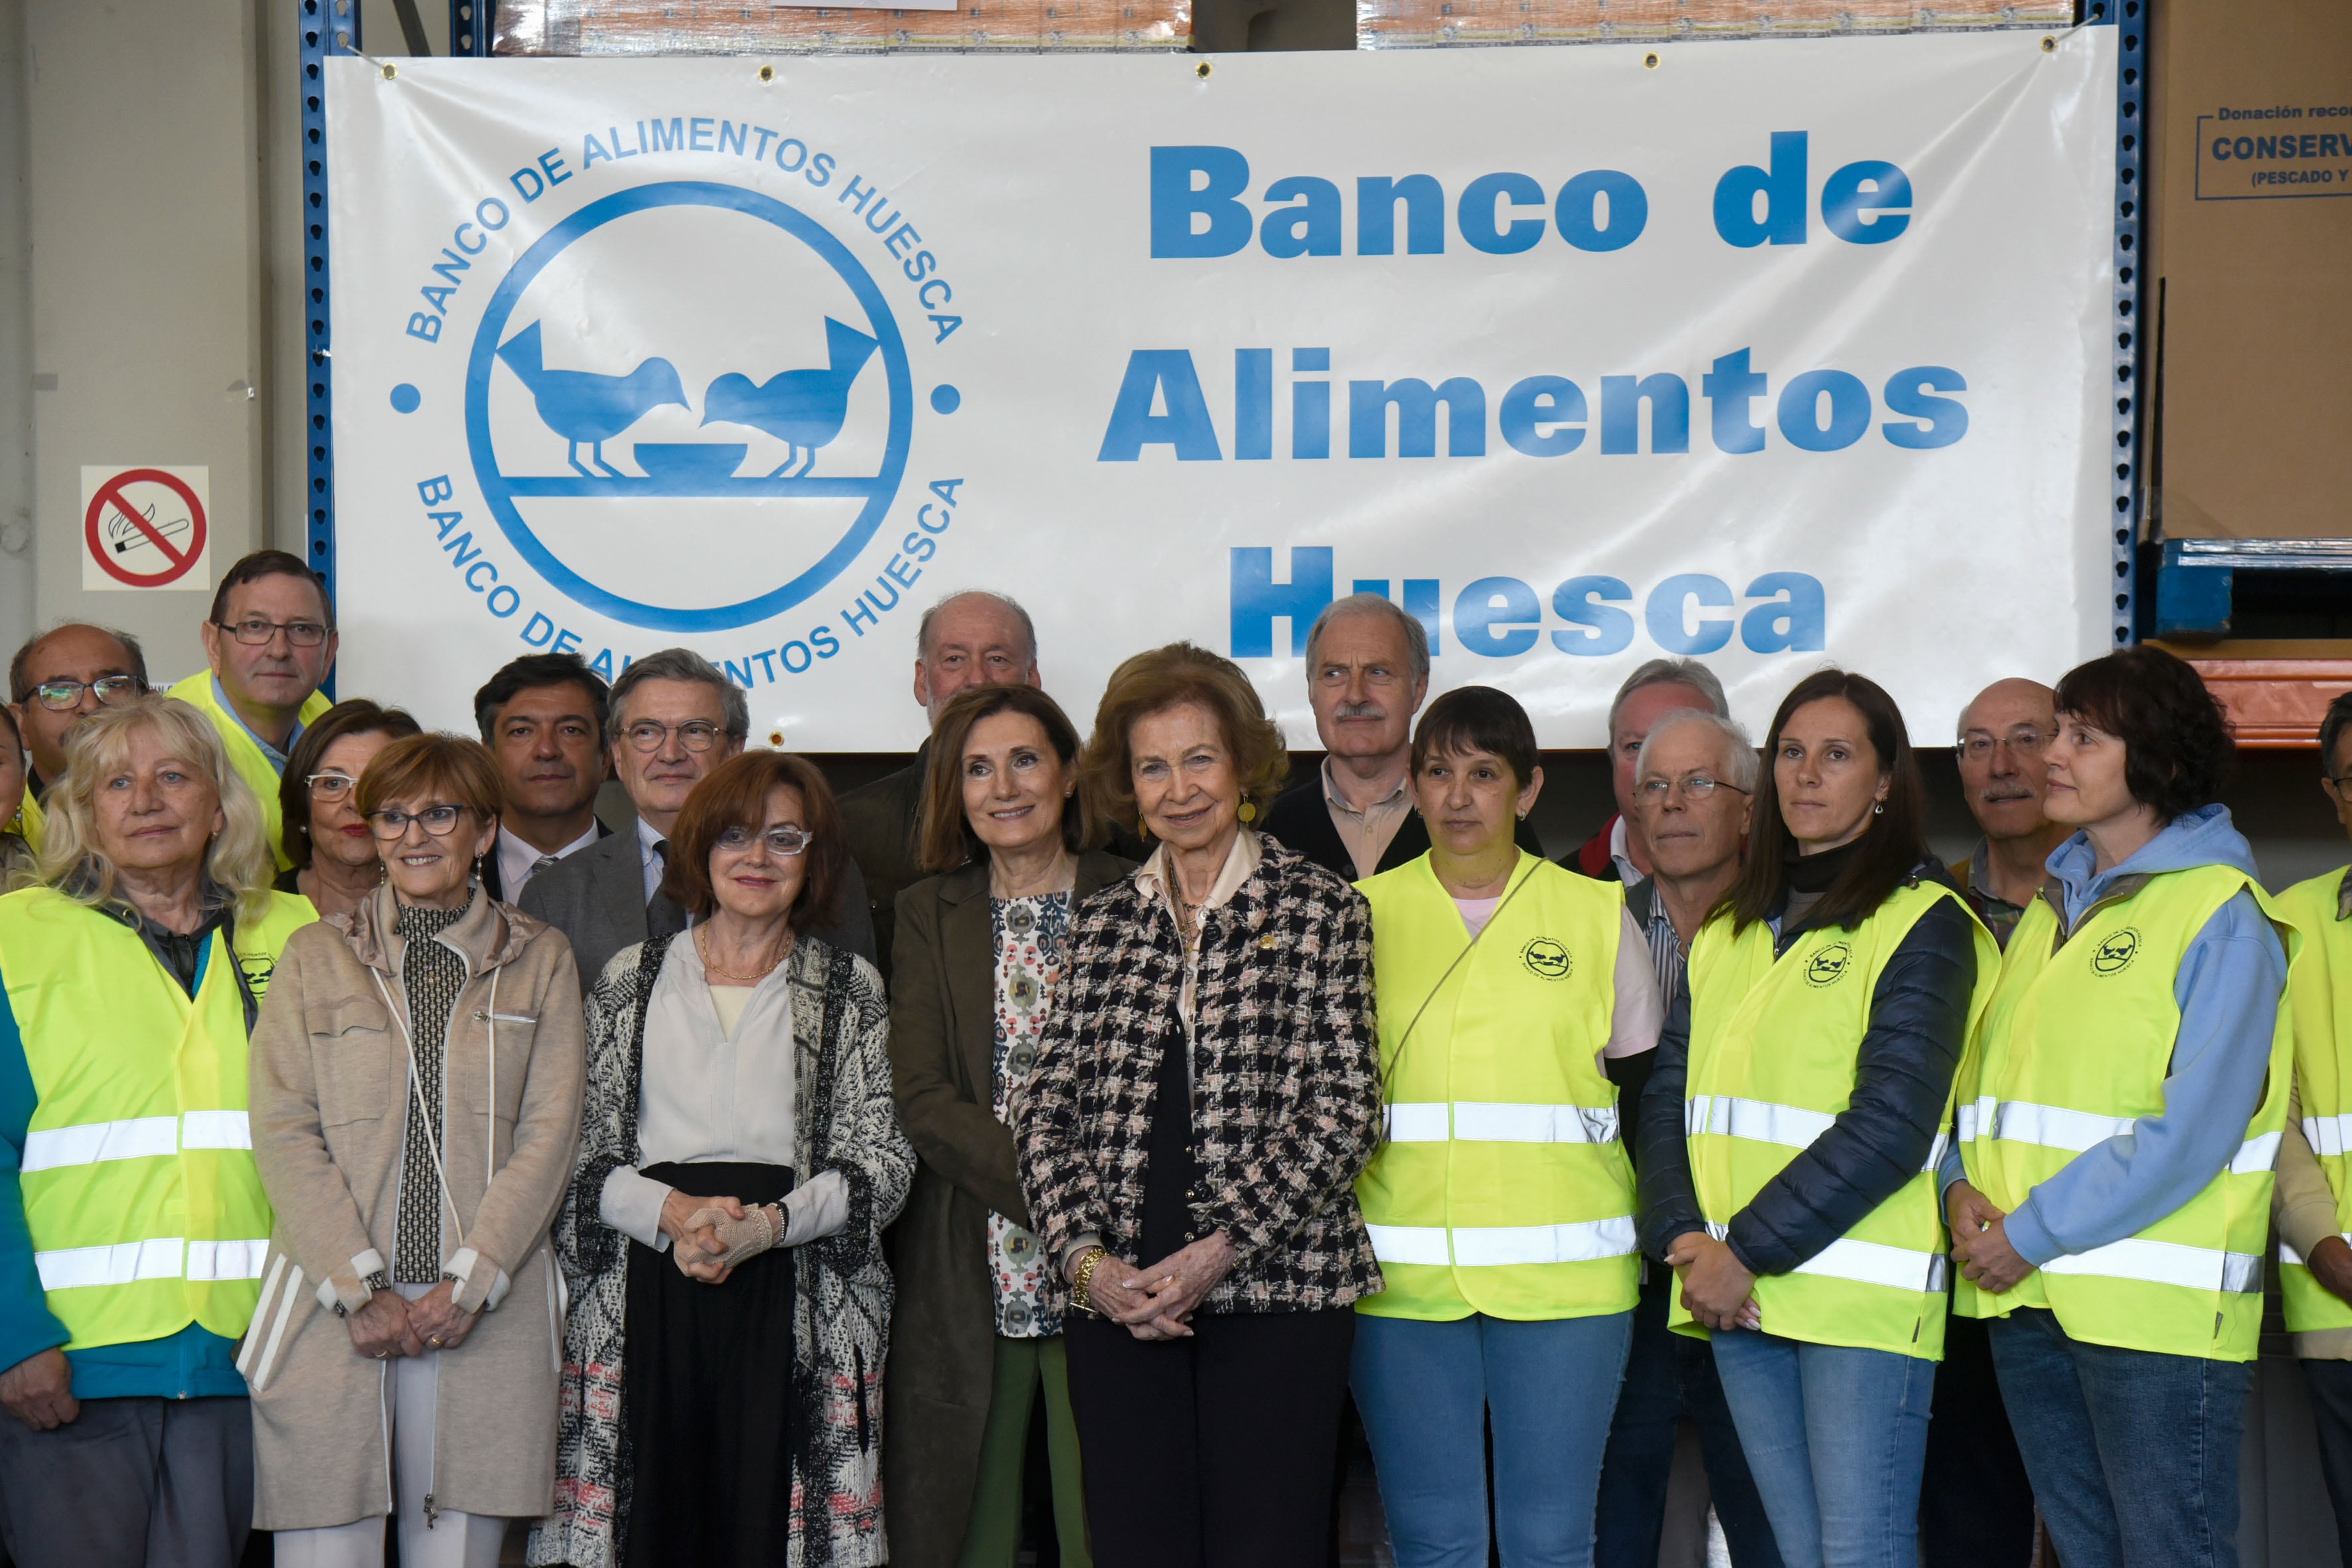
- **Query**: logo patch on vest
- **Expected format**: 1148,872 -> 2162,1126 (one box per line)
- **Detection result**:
238,952 -> 277,1001
2092,927 -> 2141,976
1805,942 -> 1853,987
1520,938 -> 1572,980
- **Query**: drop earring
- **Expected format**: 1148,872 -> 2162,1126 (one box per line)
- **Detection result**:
1237,797 -> 1257,824
1873,801 -> 1885,815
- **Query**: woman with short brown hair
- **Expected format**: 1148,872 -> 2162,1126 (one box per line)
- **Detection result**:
275,700 -> 422,918
535,749 -> 912,1568
1016,642 -> 1383,1568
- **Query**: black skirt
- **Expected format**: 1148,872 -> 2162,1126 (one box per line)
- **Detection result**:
624,1160 -> 798,1568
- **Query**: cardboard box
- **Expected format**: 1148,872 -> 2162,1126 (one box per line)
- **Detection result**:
2151,0 -> 2352,542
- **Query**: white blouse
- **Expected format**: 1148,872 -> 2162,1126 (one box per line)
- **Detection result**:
598,935 -> 847,1251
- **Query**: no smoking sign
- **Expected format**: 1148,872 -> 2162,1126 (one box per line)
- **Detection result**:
82,465 -> 210,591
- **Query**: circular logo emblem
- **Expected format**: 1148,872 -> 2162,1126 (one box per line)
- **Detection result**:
238,953 -> 278,1001
1805,942 -> 1853,988
465,180 -> 913,633
1521,938 -> 1573,981
2092,927 -> 2141,976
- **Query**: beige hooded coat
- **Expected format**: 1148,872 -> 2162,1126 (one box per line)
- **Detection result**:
244,884 -> 586,1530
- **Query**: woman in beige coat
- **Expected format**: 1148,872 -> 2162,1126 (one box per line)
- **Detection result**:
246,733 -> 586,1568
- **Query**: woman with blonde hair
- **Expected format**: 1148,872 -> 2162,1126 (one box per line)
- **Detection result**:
1016,642 -> 1383,1568
0,695 -> 313,1567
244,732 -> 586,1568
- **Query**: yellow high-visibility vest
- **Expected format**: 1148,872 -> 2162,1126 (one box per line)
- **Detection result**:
167,674 -> 331,872
1954,866 -> 2295,1362
0,885 -> 314,1352
1355,852 -> 1638,1321
2280,869 -> 2352,1333
1676,881 -> 1998,1360
7,784 -> 41,855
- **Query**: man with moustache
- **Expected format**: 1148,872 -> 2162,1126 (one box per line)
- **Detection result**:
473,653 -> 613,903
1262,593 -> 1541,880
1595,710 -> 1782,1568
1913,678 -> 2059,1568
1952,678 -> 2069,949
6,623 -> 151,850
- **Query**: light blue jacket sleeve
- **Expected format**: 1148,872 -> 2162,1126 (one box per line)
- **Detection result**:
2004,890 -> 2285,1267
0,969 -> 71,1373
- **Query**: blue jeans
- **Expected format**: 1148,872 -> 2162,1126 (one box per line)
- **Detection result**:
1595,1271 -> 1783,1568
1988,1306 -> 2250,1568
1352,1310 -> 1633,1568
1709,1329 -> 1935,1568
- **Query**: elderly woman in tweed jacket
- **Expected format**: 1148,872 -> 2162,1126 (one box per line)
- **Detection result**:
1014,642 -> 1384,1568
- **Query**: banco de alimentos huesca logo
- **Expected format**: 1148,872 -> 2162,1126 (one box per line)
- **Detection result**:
463,180 -> 915,634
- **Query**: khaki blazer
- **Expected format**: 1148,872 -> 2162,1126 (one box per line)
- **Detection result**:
244,884 -> 586,1530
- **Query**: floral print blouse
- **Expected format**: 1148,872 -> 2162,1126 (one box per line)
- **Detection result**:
989,892 -> 1069,1338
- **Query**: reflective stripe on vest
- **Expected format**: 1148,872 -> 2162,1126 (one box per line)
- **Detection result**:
1366,1217 -> 1638,1269
1954,864 -> 2295,1361
20,1110 -> 254,1172
2278,868 -> 2352,1335
1678,880 -> 1998,1360
0,887 -> 313,1351
1354,854 -> 1637,1322
1954,1097 -> 2278,1176
1383,1101 -> 1620,1145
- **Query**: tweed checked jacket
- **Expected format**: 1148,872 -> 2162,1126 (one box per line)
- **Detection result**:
1014,832 -> 1385,1312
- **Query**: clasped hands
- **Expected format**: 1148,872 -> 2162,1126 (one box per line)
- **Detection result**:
1665,1231 -> 1763,1334
1080,1233 -> 1236,1341
345,1278 -> 478,1360
1946,1180 -> 2035,1295
661,1189 -> 783,1285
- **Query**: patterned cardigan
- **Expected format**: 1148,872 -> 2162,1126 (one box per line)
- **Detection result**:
526,935 -> 913,1568
1013,833 -> 1385,1312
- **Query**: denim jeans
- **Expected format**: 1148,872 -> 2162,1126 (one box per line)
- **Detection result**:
1595,1271 -> 1784,1568
1352,1310 -> 1634,1568
1708,1328 -> 1936,1568
1988,1306 -> 2250,1568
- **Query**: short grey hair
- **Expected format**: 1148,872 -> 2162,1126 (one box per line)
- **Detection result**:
1634,708 -> 1759,793
1608,658 -> 1729,735
915,590 -> 1038,667
1304,593 -> 1431,684
609,647 -> 749,739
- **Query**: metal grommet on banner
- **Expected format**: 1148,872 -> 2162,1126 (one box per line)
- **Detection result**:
1643,51 -> 1660,68
1195,59 -> 1212,79
2041,35 -> 2057,51
759,63 -> 775,82
381,61 -> 397,80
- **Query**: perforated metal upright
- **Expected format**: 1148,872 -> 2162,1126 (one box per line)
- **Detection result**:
2092,0 -> 2148,648
299,1 -> 358,617
451,0 -> 491,56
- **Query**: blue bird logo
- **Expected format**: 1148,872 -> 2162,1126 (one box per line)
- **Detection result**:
495,321 -> 689,477
700,317 -> 882,478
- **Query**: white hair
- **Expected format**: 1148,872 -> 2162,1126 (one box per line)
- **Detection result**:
1608,658 -> 1730,735
1634,708 -> 1758,793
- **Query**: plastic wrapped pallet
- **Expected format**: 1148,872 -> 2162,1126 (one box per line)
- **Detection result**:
491,0 -> 1188,53
1356,0 -> 2069,50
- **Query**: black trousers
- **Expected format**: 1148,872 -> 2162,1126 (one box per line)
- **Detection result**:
1065,1306 -> 1357,1568
624,1160 -> 797,1568
1918,1312 -> 2036,1568
2304,1358 -> 2352,1567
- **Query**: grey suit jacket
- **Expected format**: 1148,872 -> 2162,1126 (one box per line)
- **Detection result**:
519,824 -> 879,995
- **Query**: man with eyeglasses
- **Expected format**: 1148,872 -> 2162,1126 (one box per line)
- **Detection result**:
1915,675 -> 2055,1568
1570,659 -> 1731,892
1951,678 -> 2067,950
167,550 -> 338,869
1596,709 -> 1782,1568
522,647 -> 874,993
5,622 -> 151,851
471,653 -> 613,903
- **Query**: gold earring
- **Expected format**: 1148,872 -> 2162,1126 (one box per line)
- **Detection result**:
1237,798 -> 1257,824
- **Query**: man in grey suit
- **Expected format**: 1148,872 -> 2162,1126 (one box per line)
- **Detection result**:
522,647 -> 877,992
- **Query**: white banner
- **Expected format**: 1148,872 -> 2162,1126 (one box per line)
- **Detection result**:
327,35 -> 2116,749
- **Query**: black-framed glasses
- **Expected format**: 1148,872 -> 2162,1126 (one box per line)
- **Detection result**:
623,720 -> 723,753
716,824 -> 813,857
32,675 -> 144,711
307,771 -> 358,800
1637,773 -> 1751,803
366,804 -> 475,840
216,617 -> 331,648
